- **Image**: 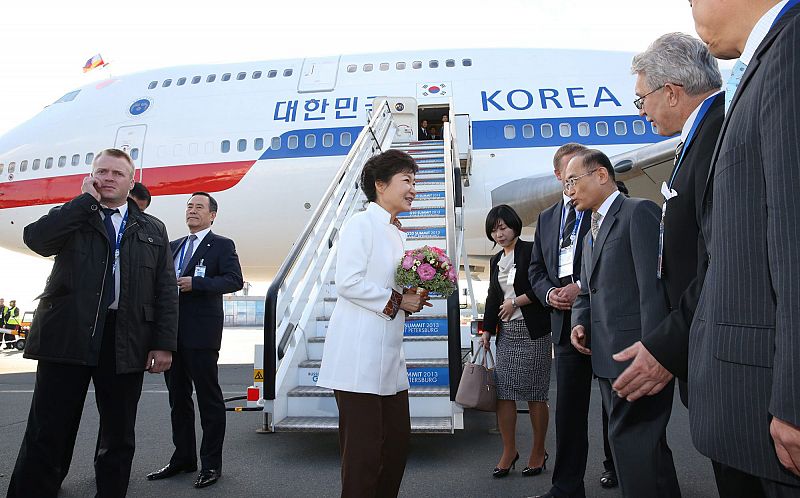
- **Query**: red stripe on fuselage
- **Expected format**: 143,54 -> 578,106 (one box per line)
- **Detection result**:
0,160 -> 255,209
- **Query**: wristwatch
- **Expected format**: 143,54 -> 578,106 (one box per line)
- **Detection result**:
511,297 -> 518,309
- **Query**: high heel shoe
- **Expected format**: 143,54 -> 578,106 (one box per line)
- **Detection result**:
522,452 -> 549,476
492,453 -> 519,478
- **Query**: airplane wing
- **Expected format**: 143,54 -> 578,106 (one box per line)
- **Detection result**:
611,136 -> 681,203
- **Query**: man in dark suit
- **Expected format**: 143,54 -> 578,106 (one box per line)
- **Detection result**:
567,149 -> 680,498
147,192 -> 243,489
419,119 -> 431,140
613,33 -> 724,406
529,143 -> 617,498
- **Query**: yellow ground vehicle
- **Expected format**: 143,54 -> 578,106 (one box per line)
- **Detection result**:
2,311 -> 33,351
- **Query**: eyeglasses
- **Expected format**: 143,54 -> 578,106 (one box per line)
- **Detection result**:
633,83 -> 683,110
563,169 -> 599,193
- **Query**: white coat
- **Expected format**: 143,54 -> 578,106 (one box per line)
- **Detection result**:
317,202 -> 410,395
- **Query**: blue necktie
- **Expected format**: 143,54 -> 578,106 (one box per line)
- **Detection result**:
725,60 -> 747,113
101,208 -> 118,308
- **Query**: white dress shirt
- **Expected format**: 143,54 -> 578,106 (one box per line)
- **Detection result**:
680,90 -> 723,144
317,202 -> 410,395
102,202 -> 128,310
174,226 -> 211,276
740,0 -> 788,66
594,190 -> 621,231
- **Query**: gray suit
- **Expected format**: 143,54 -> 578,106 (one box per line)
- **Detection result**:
689,4 -> 800,488
572,194 -> 680,497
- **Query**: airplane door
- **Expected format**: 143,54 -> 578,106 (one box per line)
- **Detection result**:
114,125 -> 147,180
297,56 -> 340,93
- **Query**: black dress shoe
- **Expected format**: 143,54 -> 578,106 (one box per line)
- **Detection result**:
522,451 -> 549,476
529,492 -> 557,498
492,453 -> 519,478
194,469 -> 221,488
600,469 -> 619,488
146,462 -> 197,481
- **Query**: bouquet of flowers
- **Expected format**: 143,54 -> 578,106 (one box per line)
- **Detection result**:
395,245 -> 457,297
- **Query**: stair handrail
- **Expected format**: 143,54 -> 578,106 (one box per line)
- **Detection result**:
263,100 -> 393,401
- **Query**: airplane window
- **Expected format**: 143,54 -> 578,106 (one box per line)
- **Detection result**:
578,122 -> 591,137
322,133 -> 334,147
614,121 -> 628,135
651,122 -> 658,134
130,148 -> 139,160
522,124 -> 534,139
207,74 -> 216,83
446,59 -> 455,68
541,124 -> 553,138
596,121 -> 609,136
283,69 -> 293,77
85,152 -> 94,165
237,72 -> 246,80
503,125 -> 516,140
254,138 -> 264,151
237,139 -> 247,152
222,73 -> 231,82
71,154 -> 80,166
58,156 -> 66,168
148,81 -> 158,90
174,144 -> 184,157
363,64 -> 373,72
271,137 -> 281,149
287,135 -> 299,149
268,70 -> 277,78
305,134 -> 316,148
396,62 -> 406,70
177,77 -> 186,86
253,71 -> 262,79
162,79 -> 172,88
192,76 -> 201,84
221,140 -> 230,153
189,143 -> 199,155
559,123 -> 572,137
20,160 -> 28,172
45,157 -> 53,169
379,63 -> 389,71
429,60 -> 439,68
340,132 -> 352,147
412,61 -> 422,69
32,159 -> 41,170
54,90 -> 80,104
632,120 -> 646,135
462,59 -> 472,67
8,162 -> 15,173
347,65 -> 356,73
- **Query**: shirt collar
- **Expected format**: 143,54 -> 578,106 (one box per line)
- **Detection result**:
188,226 -> 211,245
100,202 -> 128,219
596,190 -> 621,219
740,0 -> 788,65
366,202 -> 394,224
680,90 -> 723,143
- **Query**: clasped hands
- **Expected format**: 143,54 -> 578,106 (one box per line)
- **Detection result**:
400,287 -> 432,314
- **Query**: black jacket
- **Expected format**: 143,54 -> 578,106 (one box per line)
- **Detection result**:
22,193 -> 178,372
170,231 -> 243,350
484,239 -> 551,341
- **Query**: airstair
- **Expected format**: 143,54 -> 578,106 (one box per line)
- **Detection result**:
251,98 -> 471,433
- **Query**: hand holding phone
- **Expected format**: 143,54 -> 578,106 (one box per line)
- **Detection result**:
81,175 -> 101,201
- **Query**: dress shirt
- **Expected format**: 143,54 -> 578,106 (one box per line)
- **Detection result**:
680,90 -> 723,144
174,226 -> 211,275
101,202 -> 128,310
740,0 -> 788,66
594,190 -> 620,231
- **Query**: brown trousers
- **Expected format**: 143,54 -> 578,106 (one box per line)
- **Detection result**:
334,389 -> 411,498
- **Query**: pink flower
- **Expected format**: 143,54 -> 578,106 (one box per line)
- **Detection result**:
447,267 -> 457,282
417,263 -> 436,281
402,255 -> 415,269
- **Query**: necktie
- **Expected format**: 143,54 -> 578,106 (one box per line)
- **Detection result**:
725,60 -> 747,113
673,141 -> 685,167
561,203 -> 577,248
179,234 -> 197,276
100,208 -> 118,308
591,211 -> 602,239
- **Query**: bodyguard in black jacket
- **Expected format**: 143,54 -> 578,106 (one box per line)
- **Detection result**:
9,149 -> 178,498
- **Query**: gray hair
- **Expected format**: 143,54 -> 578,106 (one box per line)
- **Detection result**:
631,32 -> 722,96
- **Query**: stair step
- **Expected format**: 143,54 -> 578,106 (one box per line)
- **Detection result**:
273,416 -> 453,433
414,190 -> 445,201
308,334 -> 448,344
398,207 -> 446,219
299,358 -> 448,369
415,178 -> 445,185
315,314 -> 449,338
288,385 -> 449,397
393,140 -> 444,146
401,226 -> 446,240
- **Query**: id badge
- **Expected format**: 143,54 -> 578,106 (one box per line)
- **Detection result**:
194,259 -> 206,278
506,265 -> 516,286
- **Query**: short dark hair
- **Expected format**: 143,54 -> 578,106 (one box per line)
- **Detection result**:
616,180 -> 629,196
485,204 -> 522,242
360,150 -> 419,202
189,191 -> 218,213
553,143 -> 588,170
577,149 -> 616,181
130,182 -> 152,207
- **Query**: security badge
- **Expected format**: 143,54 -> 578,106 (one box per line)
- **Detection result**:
657,182 -> 679,279
506,264 -> 517,286
194,259 -> 206,278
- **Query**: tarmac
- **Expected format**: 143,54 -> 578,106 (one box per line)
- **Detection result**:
0,328 -> 717,497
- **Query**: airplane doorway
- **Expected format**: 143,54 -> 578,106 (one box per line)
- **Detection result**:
417,105 -> 450,141
114,125 -> 147,181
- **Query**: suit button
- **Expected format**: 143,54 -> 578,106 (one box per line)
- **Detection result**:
148,237 -> 153,243
591,288 -> 597,294
90,205 -> 98,211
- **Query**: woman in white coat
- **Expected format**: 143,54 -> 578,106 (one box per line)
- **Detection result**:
317,149 -> 430,498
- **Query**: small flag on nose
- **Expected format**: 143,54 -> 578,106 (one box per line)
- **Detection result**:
83,54 -> 106,73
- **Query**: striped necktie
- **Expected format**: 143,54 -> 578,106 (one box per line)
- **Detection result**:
591,211 -> 602,239
725,60 -> 747,113
674,141 -> 685,167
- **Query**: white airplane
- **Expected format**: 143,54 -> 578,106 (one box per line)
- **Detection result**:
0,48 -> 675,280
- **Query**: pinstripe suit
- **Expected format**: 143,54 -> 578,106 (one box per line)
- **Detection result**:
689,4 -> 800,488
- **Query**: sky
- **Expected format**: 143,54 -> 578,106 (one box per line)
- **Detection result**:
0,0 -> 704,311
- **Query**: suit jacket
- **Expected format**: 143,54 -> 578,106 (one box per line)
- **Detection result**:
484,239 -> 551,341
419,127 -> 431,140
642,93 -> 724,381
529,199 -> 591,344
170,231 -> 243,350
687,5 -> 800,485
572,195 -> 668,379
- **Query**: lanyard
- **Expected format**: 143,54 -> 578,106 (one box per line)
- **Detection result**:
112,210 -> 128,275
559,203 -> 584,247
671,94 -> 718,187
773,0 -> 800,29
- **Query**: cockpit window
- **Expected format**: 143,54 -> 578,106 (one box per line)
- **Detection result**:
53,90 -> 80,104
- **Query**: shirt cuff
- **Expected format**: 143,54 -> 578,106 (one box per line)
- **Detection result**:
379,289 -> 403,320
545,287 -> 556,307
